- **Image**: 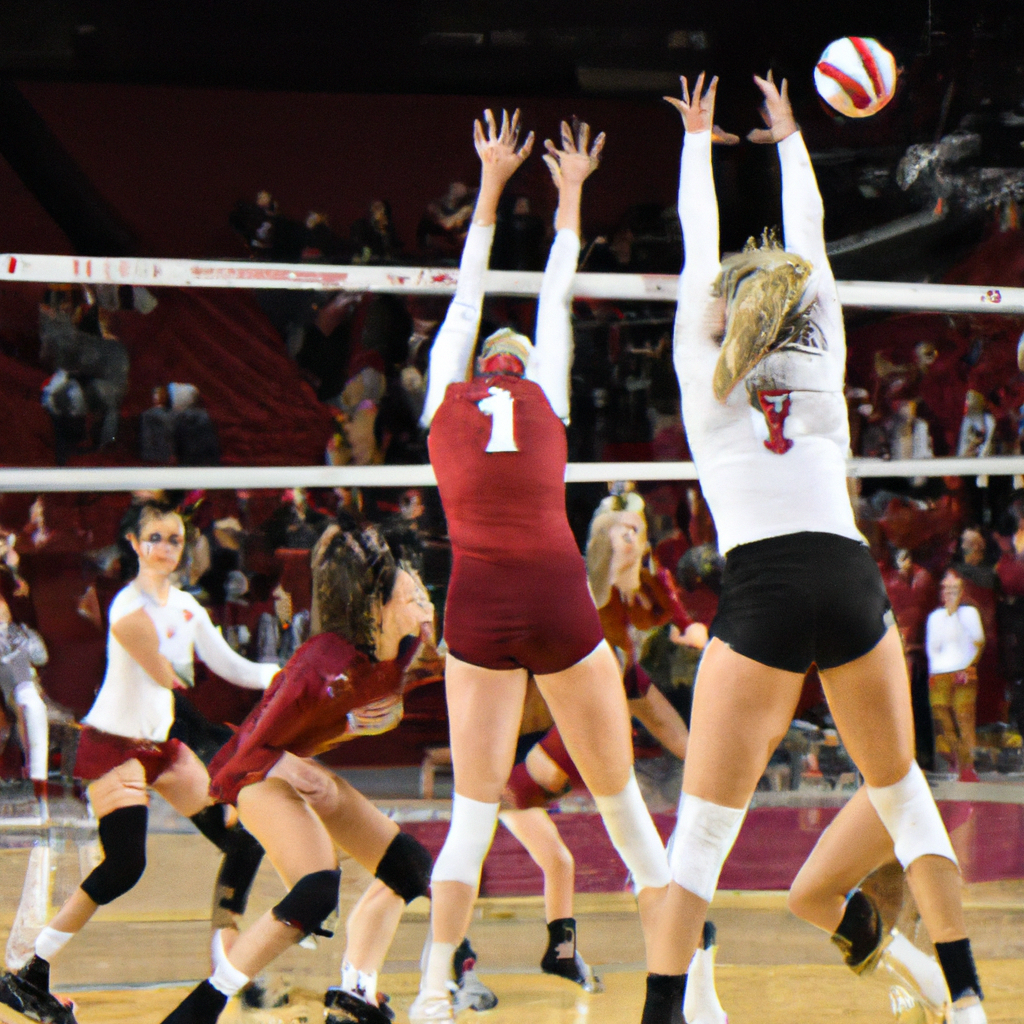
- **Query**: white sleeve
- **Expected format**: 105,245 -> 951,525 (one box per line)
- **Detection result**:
962,606 -> 984,647
420,222 -> 496,426
924,612 -> 941,671
673,130 -> 721,380
526,228 -> 579,422
192,603 -> 279,690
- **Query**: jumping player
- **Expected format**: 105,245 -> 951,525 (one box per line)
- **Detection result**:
158,522 -> 436,1024
411,110 -> 674,1024
643,72 -> 986,1024
0,500 -> 276,1024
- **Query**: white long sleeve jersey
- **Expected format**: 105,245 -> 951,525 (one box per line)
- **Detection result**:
83,583 -> 279,742
421,222 -> 580,427
925,604 -> 984,676
673,130 -> 863,555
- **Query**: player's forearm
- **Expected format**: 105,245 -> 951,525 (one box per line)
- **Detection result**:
779,132 -> 826,263
553,180 -> 584,236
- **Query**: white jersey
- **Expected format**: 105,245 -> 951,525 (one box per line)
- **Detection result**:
421,222 -> 580,426
674,130 -> 863,555
83,583 -> 278,742
925,604 -> 984,675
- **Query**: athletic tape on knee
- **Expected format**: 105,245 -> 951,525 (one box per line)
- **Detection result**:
592,771 -> 670,891
430,793 -> 499,888
272,868 -> 341,937
209,929 -> 249,997
669,793 -> 747,902
375,831 -> 432,903
866,763 -> 958,870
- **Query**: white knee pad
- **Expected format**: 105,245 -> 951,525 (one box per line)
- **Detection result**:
866,762 -> 958,870
14,682 -> 48,782
592,771 -> 670,891
669,793 -> 747,903
430,793 -> 500,888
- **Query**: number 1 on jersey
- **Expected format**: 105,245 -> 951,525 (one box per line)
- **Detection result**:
478,387 -> 518,452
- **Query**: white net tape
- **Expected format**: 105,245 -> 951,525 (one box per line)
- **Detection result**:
3,253 -> 1023,491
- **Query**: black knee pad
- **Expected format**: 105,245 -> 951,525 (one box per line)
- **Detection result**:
81,805 -> 148,905
272,869 -> 340,937
375,832 -> 432,904
830,889 -> 882,971
190,806 -> 265,915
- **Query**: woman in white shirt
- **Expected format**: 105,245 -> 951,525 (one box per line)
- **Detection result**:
926,571 -> 984,775
643,74 -> 985,1024
0,500 -> 277,1024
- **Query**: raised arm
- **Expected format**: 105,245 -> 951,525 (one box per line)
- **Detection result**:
420,109 -> 534,426
664,75 -> 733,372
529,119 -> 604,421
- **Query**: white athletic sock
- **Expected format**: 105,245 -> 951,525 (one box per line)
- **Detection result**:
208,929 -> 250,997
356,970 -> 378,1003
422,940 -> 456,995
35,927 -> 74,962
341,960 -> 359,992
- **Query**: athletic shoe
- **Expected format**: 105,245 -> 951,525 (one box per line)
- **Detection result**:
238,976 -> 291,1010
323,987 -> 394,1024
540,950 -> 603,994
947,1000 -> 986,1024
408,989 -> 454,1023
684,921 -> 727,1024
868,932 -> 947,1024
451,938 -> 498,1011
158,980 -> 227,1024
0,964 -> 78,1024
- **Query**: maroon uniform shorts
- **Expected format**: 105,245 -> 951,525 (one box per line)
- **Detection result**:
444,550 -> 604,676
75,726 -> 184,785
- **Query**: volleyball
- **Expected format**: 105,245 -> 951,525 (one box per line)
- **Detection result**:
814,36 -> 897,117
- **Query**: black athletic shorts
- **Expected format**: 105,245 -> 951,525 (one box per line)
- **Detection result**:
710,531 -> 894,673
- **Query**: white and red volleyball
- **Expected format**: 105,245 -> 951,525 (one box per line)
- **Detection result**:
814,37 -> 897,118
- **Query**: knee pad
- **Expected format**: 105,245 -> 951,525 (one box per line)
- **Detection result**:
430,794 -> 499,888
592,771 -> 670,891
272,868 -> 341,937
375,832 -> 432,904
81,805 -> 148,905
668,793 -> 747,902
866,763 -> 958,870
190,806 -> 265,915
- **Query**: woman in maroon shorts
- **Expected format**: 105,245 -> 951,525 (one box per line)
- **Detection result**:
0,500 -> 276,1024
159,522 -> 436,1024
411,111 -> 673,1023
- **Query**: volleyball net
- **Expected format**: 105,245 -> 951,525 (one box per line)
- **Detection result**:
2,252 -> 1024,491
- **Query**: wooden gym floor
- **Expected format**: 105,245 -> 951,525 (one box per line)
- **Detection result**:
0,826 -> 1020,1023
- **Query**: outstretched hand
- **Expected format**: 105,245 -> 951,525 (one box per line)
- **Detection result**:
747,71 -> 798,144
474,108 -> 535,185
664,73 -> 739,144
542,118 -> 606,189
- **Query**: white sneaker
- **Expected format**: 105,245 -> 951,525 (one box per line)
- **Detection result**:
871,932 -> 948,1024
451,969 -> 498,1013
684,944 -> 727,1024
947,999 -> 987,1024
408,988 -> 454,1023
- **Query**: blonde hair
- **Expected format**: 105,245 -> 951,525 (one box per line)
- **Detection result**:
586,509 -> 648,609
711,229 -> 814,402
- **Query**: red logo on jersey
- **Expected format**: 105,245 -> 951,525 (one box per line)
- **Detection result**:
183,610 -> 193,622
757,390 -> 794,454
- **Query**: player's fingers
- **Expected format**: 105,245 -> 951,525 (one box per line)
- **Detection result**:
577,120 -> 591,153
517,131 -> 535,159
681,76 -> 690,105
542,153 -> 561,184
473,120 -> 486,147
747,127 -> 774,144
781,78 -> 790,104
500,108 -> 510,141
694,71 -> 706,101
590,131 -> 606,162
707,75 -> 719,103
561,119 -> 575,151
485,108 -> 498,139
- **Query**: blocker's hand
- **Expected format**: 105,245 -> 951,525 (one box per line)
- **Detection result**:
748,71 -> 798,144
664,73 -> 739,144
474,108 -> 535,185
542,118 -> 606,189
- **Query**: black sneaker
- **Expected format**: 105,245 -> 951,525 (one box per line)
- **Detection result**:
159,980 -> 228,1024
324,988 -> 394,1023
0,968 -> 78,1024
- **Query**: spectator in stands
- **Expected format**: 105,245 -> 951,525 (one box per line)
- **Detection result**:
926,569 -> 985,776
492,194 -> 546,270
255,578 -> 309,667
958,389 -> 996,459
885,391 -> 933,464
417,181 -> 475,261
228,190 -> 279,256
263,488 -> 329,551
584,222 -> 635,272
300,212 -> 348,263
40,369 -> 87,466
881,548 -> 938,770
995,497 -> 1024,734
169,384 -> 221,467
351,200 -> 402,264
139,386 -> 175,465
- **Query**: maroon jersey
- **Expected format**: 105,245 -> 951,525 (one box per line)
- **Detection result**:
209,631 -> 421,804
429,375 -> 578,564
428,375 -> 603,675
